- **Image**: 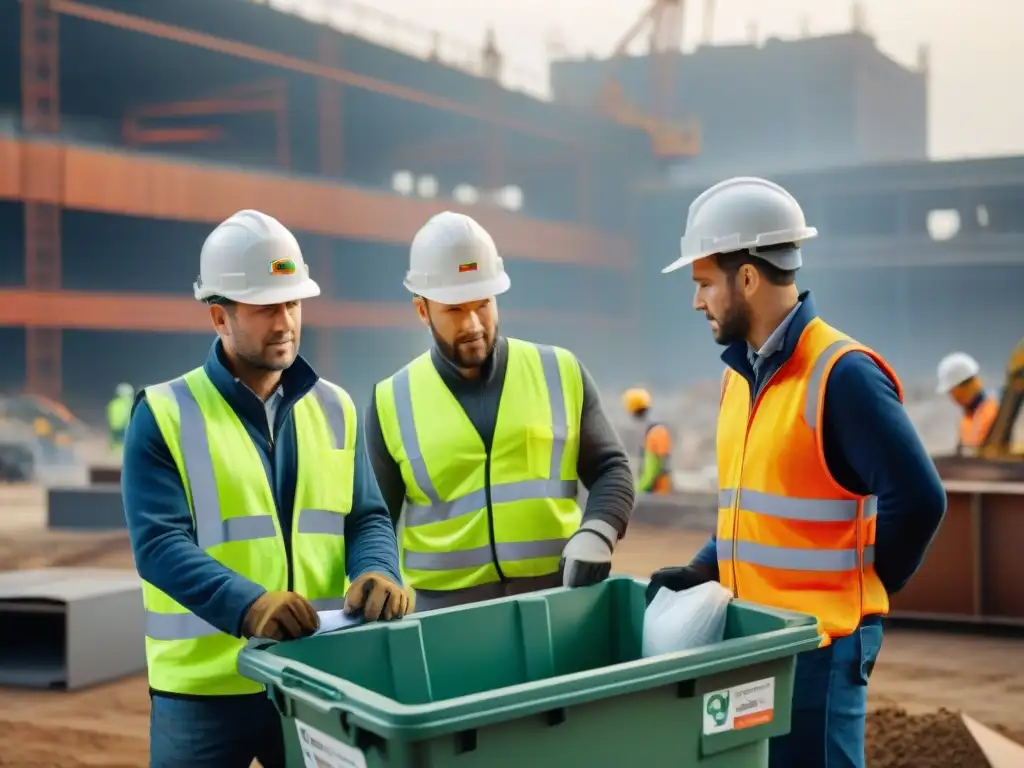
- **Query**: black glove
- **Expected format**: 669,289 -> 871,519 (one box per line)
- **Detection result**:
646,564 -> 717,605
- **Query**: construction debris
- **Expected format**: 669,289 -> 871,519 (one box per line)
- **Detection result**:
866,707 -> 990,767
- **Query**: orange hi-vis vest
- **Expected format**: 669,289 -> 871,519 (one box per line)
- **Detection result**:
960,397 -> 998,449
717,317 -> 900,646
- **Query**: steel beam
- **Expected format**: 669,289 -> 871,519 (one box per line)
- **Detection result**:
20,0 -> 63,401
52,0 -> 591,146
123,79 -> 290,168
315,28 -> 342,376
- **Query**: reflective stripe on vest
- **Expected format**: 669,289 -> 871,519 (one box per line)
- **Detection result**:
146,378 -> 348,639
716,319 -> 895,644
394,344 -> 576,571
377,339 -> 583,591
142,369 -> 355,695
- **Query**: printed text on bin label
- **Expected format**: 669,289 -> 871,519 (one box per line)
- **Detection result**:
296,721 -> 367,768
702,677 -> 775,735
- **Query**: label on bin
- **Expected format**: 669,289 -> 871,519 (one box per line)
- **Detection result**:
295,720 -> 367,768
702,677 -> 775,735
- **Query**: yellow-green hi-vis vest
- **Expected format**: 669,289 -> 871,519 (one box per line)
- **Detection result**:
144,368 -> 356,696
375,338 -> 584,592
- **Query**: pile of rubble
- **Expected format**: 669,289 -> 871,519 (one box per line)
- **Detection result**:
866,707 -> 992,767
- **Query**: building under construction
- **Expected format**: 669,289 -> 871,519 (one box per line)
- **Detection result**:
1,0 -> 1023,420
0,0 -> 659,418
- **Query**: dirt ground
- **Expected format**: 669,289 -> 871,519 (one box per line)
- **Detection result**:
1,487 -> 1023,766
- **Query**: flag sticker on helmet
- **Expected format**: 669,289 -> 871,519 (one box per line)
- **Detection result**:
269,258 -> 297,276
458,262 -> 478,273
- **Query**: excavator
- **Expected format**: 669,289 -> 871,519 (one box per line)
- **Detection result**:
932,337 -> 1024,482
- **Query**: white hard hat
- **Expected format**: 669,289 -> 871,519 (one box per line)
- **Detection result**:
662,177 -> 818,274
193,210 -> 320,305
936,352 -> 980,394
403,212 -> 511,304
115,382 -> 134,398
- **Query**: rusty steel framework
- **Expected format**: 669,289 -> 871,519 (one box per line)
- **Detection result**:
11,0 -> 641,395
598,0 -> 701,158
315,26 -> 343,375
21,0 -> 63,400
122,79 -> 292,170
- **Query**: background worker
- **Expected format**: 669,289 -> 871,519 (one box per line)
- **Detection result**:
121,210 -> 408,768
622,387 -> 674,494
365,211 -> 636,612
936,351 -> 999,454
653,178 -> 946,768
106,382 -> 134,455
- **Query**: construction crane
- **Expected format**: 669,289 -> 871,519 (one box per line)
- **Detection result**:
597,0 -> 701,158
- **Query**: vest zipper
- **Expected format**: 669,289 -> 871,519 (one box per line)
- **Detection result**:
484,449 -> 505,582
732,368 -> 784,597
265,407 -> 289,590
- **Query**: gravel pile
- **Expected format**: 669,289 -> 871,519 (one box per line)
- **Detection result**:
866,707 -> 991,768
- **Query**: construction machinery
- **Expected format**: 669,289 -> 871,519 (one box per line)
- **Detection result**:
932,337 -> 1024,483
597,0 -> 702,158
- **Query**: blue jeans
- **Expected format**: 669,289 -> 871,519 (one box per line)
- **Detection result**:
150,692 -> 286,768
769,618 -> 884,768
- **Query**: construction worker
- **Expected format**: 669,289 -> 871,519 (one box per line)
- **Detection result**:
622,387 -> 674,494
652,178 -> 946,768
121,210 -> 409,768
364,211 -> 636,612
936,352 -> 999,453
106,382 -> 134,455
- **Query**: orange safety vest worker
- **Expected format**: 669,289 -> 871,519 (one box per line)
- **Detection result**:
717,317 -> 898,646
640,423 -> 673,494
959,396 -> 998,450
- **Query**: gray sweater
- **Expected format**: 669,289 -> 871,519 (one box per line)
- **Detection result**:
364,336 -> 636,538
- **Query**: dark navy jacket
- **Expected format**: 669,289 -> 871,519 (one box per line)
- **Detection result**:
121,340 -> 401,639
691,292 -> 946,595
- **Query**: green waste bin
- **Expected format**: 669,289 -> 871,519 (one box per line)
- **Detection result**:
238,575 -> 820,767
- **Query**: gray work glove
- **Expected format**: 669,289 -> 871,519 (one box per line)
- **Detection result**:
559,519 -> 619,588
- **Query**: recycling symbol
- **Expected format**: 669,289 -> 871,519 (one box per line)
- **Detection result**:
706,692 -> 730,727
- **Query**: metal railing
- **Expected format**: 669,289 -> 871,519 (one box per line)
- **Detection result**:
252,0 -> 552,99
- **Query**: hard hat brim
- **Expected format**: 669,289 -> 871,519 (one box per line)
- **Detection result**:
661,253 -> 705,274
663,228 -> 818,275
405,272 -> 510,305
195,278 -> 321,305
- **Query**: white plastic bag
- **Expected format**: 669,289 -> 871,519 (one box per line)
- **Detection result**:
642,581 -> 733,658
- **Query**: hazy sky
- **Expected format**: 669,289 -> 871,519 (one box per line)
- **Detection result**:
282,0 -> 1023,160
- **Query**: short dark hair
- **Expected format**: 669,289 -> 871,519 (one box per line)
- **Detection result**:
206,296 -> 237,312
713,243 -> 798,287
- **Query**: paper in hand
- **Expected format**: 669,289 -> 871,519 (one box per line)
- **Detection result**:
314,609 -> 363,636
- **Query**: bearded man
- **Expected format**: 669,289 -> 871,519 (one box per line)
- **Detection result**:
364,211 -> 636,611
650,177 -> 945,768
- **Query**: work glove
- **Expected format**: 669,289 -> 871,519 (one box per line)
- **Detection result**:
242,591 -> 319,641
559,519 -> 619,588
344,572 -> 413,621
645,564 -> 717,605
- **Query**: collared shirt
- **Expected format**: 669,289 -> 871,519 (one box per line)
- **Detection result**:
747,300 -> 803,392
264,387 -> 284,439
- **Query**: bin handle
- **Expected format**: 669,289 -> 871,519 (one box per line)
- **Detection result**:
280,665 -> 346,705
239,643 -> 348,714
